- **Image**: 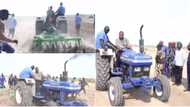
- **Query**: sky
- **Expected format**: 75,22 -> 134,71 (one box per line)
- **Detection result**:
95,0 -> 190,46
0,0 -> 96,16
0,54 -> 96,79
1,0 -> 189,46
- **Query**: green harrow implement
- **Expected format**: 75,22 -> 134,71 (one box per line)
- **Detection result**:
32,32 -> 82,53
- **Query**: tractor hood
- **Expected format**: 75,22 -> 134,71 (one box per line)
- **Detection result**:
42,80 -> 81,93
120,49 -> 152,66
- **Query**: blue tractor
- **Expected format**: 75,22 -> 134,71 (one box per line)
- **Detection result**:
96,25 -> 170,106
14,59 -> 87,106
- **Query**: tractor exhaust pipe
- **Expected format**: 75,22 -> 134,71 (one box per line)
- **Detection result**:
63,60 -> 69,81
139,25 -> 144,53
62,55 -> 78,81
64,60 -> 69,72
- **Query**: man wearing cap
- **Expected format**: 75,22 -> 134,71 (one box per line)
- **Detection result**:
0,9 -> 18,53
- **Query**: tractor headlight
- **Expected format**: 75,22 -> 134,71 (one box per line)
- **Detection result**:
134,67 -> 141,72
144,67 -> 150,71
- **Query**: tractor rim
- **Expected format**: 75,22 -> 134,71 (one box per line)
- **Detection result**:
16,89 -> 22,104
155,81 -> 163,97
109,85 -> 115,101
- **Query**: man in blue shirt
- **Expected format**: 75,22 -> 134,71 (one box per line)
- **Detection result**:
96,26 -> 110,49
19,65 -> 35,79
56,2 -> 65,16
0,73 -> 6,88
96,26 -> 118,51
75,13 -> 82,35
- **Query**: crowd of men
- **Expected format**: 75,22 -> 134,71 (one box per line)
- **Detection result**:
96,26 -> 190,91
155,41 -> 190,91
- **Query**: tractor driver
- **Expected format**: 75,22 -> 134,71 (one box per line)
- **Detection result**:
115,31 -> 131,49
115,31 -> 132,67
0,9 -> 18,53
19,65 -> 35,79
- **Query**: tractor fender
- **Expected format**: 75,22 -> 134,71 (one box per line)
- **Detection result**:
98,49 -> 115,56
17,78 -> 36,96
18,78 -> 35,85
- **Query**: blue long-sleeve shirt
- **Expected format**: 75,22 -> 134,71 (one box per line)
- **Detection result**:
19,67 -> 33,79
96,31 -> 109,48
56,6 -> 65,16
75,15 -> 81,25
0,75 -> 5,84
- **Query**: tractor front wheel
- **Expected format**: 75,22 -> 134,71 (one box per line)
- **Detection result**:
153,74 -> 170,102
15,81 -> 33,106
108,77 -> 124,106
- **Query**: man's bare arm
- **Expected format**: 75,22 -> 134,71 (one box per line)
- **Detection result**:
0,33 -> 17,43
107,40 -> 118,51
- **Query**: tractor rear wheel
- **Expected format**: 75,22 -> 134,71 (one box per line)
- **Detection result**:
96,53 -> 110,90
153,74 -> 170,102
108,77 -> 124,106
15,81 -> 33,106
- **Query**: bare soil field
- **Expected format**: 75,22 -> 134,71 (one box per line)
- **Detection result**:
0,83 -> 95,106
4,15 -> 95,53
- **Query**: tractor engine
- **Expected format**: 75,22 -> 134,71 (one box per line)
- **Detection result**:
120,48 -> 152,78
122,64 -> 151,77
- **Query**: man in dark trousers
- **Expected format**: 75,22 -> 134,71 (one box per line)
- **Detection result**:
174,42 -> 185,85
79,78 -> 88,94
8,74 -> 13,88
0,9 -> 18,53
185,43 -> 190,91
